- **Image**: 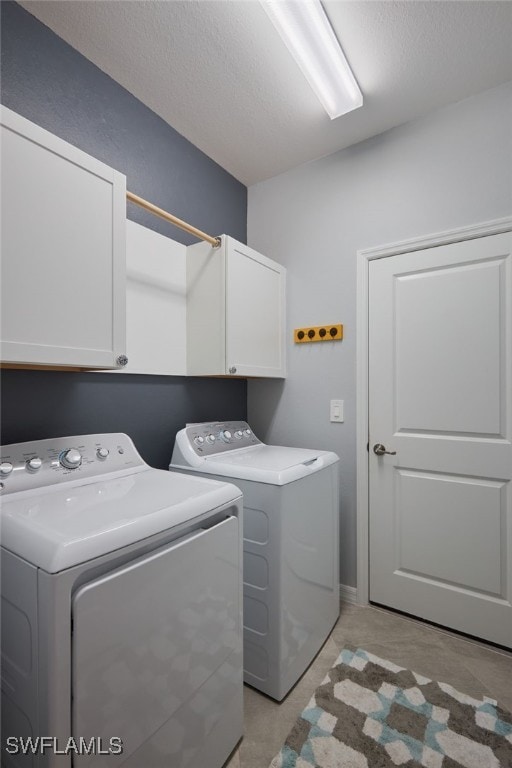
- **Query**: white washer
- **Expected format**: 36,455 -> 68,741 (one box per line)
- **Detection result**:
1,433 -> 243,768
170,421 -> 340,701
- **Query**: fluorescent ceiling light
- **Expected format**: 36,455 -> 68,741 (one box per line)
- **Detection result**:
261,0 -> 363,119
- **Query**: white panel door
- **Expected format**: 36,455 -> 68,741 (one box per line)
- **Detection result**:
369,232 -> 512,647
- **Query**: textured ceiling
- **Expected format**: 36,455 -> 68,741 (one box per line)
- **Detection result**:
19,0 -> 512,185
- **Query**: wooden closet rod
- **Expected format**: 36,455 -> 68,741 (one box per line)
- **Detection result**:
127,191 -> 221,248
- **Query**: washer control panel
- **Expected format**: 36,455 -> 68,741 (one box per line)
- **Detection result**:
0,433 -> 144,494
185,421 -> 261,456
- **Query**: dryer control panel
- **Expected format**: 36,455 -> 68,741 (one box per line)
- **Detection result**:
184,421 -> 261,456
0,433 -> 145,494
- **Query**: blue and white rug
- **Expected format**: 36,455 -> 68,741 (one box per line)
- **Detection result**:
270,646 -> 512,767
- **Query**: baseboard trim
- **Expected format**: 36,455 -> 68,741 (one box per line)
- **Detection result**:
340,584 -> 358,605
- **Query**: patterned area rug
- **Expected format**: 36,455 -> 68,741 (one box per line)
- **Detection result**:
269,646 -> 512,768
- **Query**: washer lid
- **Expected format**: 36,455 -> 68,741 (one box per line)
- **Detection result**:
0,469 -> 240,573
201,445 -> 339,485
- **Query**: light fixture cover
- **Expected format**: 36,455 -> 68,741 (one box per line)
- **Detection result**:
261,0 -> 363,119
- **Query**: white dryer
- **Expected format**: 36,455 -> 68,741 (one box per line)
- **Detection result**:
0,433 -> 243,768
170,421 -> 340,701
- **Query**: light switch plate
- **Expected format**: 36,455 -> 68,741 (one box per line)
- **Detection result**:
330,399 -> 344,423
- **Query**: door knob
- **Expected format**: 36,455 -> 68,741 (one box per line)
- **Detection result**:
373,443 -> 396,456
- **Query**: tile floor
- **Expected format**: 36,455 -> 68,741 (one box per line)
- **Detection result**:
225,602 -> 512,768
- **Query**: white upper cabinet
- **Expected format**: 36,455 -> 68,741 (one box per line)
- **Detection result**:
0,106 -> 126,369
187,236 -> 286,378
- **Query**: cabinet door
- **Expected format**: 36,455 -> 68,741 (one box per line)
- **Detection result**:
0,106 -> 126,368
226,238 -> 286,377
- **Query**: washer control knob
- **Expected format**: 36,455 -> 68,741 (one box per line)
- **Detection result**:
244,428 -> 252,437
60,449 -> 82,469
194,436 -> 205,446
219,430 -> 232,443
0,462 -> 13,476
97,447 -> 109,460
26,457 -> 43,472
234,430 -> 243,439
206,434 -> 216,444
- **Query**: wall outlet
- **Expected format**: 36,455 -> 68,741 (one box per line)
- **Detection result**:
330,399 -> 344,423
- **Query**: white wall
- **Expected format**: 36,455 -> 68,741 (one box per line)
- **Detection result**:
247,82 -> 512,588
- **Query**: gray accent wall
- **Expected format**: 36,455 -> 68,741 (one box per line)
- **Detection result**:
247,82 -> 512,588
1,371 -> 245,471
0,1 -> 247,465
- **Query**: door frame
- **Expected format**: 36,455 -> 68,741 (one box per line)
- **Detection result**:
355,216 -> 512,606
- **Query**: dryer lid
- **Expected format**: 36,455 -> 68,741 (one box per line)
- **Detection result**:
0,469 -> 240,573
201,445 -> 339,485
